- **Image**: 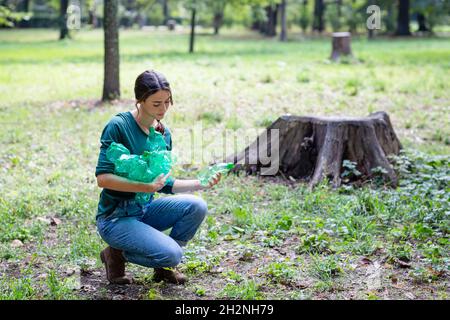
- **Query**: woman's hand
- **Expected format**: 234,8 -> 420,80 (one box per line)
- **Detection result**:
146,171 -> 171,193
206,172 -> 222,189
169,173 -> 222,193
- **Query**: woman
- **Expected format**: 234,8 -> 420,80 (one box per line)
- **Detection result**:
95,70 -> 221,285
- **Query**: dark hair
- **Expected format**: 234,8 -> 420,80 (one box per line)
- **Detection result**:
134,70 -> 173,104
134,70 -> 173,134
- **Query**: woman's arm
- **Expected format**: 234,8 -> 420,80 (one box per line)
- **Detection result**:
97,173 -> 169,193
171,173 -> 222,193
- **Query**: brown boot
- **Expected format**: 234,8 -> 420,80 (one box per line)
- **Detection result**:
153,267 -> 187,285
100,246 -> 132,285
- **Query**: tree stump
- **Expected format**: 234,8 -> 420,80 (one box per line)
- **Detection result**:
330,32 -> 352,61
167,19 -> 176,31
225,111 -> 402,188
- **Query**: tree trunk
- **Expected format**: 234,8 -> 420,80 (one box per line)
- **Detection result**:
59,0 -> 69,40
396,0 -> 411,36
280,0 -> 287,41
300,0 -> 309,34
163,0 -> 169,25
225,112 -> 402,188
250,5 -> 261,31
102,0 -> 120,101
189,8 -> 196,53
313,0 -> 325,33
262,4 -> 278,36
20,0 -> 30,11
330,32 -> 352,61
417,13 -> 429,32
89,1 -> 99,28
213,11 -> 224,35
17,0 -> 30,27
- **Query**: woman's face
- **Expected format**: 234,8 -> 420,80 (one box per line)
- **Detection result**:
139,89 -> 171,121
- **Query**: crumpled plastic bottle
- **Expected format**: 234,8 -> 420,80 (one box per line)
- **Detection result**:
146,127 -> 168,152
106,128 -> 175,204
106,142 -> 130,163
197,163 -> 235,187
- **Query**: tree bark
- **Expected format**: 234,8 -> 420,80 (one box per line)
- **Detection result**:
189,8 -> 196,53
225,112 -> 402,188
102,0 -> 120,101
396,0 -> 411,36
280,0 -> 287,41
59,0 -> 69,40
313,0 -> 325,33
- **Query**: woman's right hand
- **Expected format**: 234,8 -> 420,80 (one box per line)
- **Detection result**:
145,171 -> 171,193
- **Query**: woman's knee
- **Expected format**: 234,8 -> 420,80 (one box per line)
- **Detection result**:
187,196 -> 208,221
160,245 -> 183,267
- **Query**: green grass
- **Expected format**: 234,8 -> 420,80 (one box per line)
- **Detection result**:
0,28 -> 449,299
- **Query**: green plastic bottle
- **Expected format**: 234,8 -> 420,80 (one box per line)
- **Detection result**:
106,142 -> 130,162
146,127 -> 167,152
197,163 -> 235,187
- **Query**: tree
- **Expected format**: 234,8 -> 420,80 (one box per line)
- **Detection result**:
279,0 -> 287,41
416,12 -> 428,31
412,0 -> 449,33
184,0 -> 210,53
312,0 -> 325,32
262,2 -> 279,36
102,0 -> 120,101
206,0 -> 227,35
0,4 -> 30,27
396,0 -> 411,36
59,0 -> 69,39
299,0 -> 310,34
189,5 -> 196,53
162,0 -> 169,24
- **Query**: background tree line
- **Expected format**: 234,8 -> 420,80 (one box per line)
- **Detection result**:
1,0 -> 449,37
1,0 -> 448,101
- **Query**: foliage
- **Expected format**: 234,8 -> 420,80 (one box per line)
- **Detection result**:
0,5 -> 31,27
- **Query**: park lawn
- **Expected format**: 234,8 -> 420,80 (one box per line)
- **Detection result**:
0,28 -> 448,300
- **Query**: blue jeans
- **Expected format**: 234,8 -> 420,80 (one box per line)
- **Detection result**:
96,194 -> 207,268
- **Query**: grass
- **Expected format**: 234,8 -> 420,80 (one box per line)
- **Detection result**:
0,28 -> 449,300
